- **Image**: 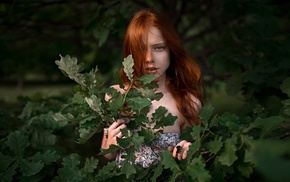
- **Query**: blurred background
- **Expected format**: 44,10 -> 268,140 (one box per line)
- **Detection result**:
1,0 -> 289,114
0,1 -> 290,181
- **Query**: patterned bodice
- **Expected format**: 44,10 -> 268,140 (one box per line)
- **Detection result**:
116,132 -> 181,168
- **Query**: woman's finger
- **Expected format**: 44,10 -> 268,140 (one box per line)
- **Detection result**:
182,150 -> 188,160
109,119 -> 125,129
173,140 -> 192,160
116,132 -> 123,138
110,123 -> 127,137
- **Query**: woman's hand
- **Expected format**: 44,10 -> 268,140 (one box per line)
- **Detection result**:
168,140 -> 192,160
102,119 -> 127,150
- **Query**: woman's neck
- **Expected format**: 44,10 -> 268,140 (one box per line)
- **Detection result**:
156,74 -> 168,93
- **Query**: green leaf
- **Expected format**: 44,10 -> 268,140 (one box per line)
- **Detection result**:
83,68 -> 105,91
216,112 -> 240,133
77,127 -> 99,144
184,156 -> 211,182
93,24 -> 110,47
212,160 -> 226,182
280,77 -> 290,97
122,54 -> 134,81
190,125 -> 201,142
244,148 -> 255,164
0,152 -> 15,172
254,140 -> 290,182
153,112 -> 177,130
0,161 -> 18,182
57,153 -> 82,181
121,160 -> 136,179
95,161 -> 117,180
199,102 -> 215,127
186,126 -> 201,160
152,106 -> 177,129
134,87 -> 157,100
226,72 -> 244,96
150,163 -> 163,182
18,101 -> 35,119
237,162 -> 253,178
72,92 -> 85,104
131,133 -> 144,148
34,112 -> 67,129
138,74 -> 156,85
161,150 -> 182,182
242,135 -> 255,163
20,159 -> 44,177
281,99 -> 290,117
252,116 -> 284,138
99,145 -> 120,155
126,97 -> 151,113
30,150 -> 60,164
117,135 -> 132,148
31,130 -> 56,146
161,150 -> 180,171
218,135 -> 238,166
108,91 -> 124,111
6,130 -> 29,157
82,157 -> 98,173
135,166 -> 152,180
53,112 -> 74,122
206,136 -> 223,154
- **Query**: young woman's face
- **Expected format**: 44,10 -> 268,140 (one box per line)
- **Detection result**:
144,26 -> 170,78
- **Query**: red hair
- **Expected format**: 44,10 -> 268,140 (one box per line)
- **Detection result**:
121,9 -> 204,126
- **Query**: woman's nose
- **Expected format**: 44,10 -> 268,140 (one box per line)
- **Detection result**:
146,49 -> 153,62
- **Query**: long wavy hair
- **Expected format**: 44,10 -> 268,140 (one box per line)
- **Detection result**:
120,9 -> 204,126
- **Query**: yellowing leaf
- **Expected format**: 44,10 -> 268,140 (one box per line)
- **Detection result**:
55,55 -> 86,86
122,54 -> 134,81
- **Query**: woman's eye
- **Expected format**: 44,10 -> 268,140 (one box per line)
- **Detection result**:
153,45 -> 166,52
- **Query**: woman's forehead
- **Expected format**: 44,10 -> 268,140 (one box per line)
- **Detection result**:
143,26 -> 165,45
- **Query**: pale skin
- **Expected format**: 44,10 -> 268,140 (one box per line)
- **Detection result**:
101,26 -> 201,162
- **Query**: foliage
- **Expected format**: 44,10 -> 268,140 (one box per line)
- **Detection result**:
2,55 -> 289,181
0,97 -> 67,181
2,0 -> 289,97
206,0 -> 290,116
1,0 -> 290,181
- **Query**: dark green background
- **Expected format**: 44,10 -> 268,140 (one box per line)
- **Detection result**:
1,0 -> 290,115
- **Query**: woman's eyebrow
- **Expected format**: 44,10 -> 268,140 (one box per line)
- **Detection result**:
151,43 -> 166,46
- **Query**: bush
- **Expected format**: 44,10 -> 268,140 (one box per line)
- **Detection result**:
1,55 -> 289,181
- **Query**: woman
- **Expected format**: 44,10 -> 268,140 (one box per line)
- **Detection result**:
101,9 -> 204,168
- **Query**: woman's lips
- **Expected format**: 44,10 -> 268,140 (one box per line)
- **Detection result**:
146,67 -> 158,74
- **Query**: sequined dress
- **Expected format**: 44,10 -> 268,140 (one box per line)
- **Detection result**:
116,132 -> 181,168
